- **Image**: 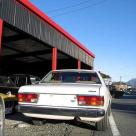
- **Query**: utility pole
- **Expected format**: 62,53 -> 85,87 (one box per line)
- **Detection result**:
120,76 -> 122,83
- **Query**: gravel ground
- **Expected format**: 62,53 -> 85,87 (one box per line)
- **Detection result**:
4,113 -> 94,136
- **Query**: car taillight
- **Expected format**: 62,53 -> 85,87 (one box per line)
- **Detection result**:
18,93 -> 38,103
77,96 -> 104,106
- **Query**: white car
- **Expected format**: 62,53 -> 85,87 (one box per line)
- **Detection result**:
18,69 -> 111,131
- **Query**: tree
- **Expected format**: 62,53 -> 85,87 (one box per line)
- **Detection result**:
99,71 -> 111,79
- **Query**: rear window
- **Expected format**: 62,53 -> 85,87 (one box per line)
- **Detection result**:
40,71 -> 101,84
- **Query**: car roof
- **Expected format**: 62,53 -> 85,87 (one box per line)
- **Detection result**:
10,74 -> 30,76
52,69 -> 97,73
10,74 -> 39,77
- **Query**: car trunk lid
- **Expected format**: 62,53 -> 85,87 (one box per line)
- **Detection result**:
20,83 -> 102,107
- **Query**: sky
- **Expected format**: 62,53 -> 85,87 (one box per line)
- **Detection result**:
30,0 -> 136,82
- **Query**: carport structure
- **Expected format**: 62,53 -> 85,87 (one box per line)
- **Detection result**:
0,0 -> 95,77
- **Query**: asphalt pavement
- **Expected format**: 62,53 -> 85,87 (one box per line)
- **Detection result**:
111,95 -> 136,136
4,95 -> 136,136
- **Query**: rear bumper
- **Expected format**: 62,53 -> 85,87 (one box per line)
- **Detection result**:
19,105 -> 105,118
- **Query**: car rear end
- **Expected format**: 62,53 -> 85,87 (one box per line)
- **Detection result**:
18,70 -> 110,123
18,91 -> 105,121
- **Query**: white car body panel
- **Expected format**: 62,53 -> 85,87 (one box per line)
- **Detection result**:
18,69 -> 111,123
23,113 -> 104,122
19,84 -> 102,108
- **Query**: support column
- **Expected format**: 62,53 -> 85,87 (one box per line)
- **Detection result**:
52,48 -> 57,70
77,60 -> 81,69
0,19 -> 3,57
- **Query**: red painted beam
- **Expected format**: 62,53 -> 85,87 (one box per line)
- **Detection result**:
0,18 -> 3,57
16,0 -> 95,58
52,48 -> 57,70
77,60 -> 81,69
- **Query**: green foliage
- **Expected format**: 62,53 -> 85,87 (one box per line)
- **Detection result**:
99,72 -> 110,79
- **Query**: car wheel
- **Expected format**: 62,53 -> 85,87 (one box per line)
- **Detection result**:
96,111 -> 108,131
5,101 -> 16,115
112,93 -> 116,98
11,101 -> 18,114
32,118 -> 46,126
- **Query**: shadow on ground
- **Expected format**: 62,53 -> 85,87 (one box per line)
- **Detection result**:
5,112 -> 32,124
6,112 -> 96,130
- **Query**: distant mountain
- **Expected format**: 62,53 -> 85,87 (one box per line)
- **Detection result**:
127,78 -> 136,88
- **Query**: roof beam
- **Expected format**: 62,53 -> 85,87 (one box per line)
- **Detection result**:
3,43 -> 49,61
3,34 -> 29,42
3,48 -> 51,58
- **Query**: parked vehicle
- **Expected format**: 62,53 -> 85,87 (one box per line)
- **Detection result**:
0,76 -> 18,114
124,90 -> 136,95
109,85 -> 125,98
0,93 -> 17,114
9,74 -> 41,87
18,69 -> 111,131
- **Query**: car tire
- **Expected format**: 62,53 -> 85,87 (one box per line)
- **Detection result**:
112,93 -> 116,98
5,101 -> 16,115
11,101 -> 18,114
32,118 -> 46,126
96,111 -> 108,131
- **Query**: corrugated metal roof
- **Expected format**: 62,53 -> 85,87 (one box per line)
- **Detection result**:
16,0 -> 95,58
